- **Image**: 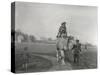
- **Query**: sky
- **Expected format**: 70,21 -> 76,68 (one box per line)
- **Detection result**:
15,2 -> 98,45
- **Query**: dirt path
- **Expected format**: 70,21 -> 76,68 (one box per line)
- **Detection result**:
33,54 -> 72,71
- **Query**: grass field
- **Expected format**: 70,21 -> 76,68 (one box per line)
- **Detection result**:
15,42 -> 97,73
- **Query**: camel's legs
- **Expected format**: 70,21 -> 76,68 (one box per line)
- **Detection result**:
56,50 -> 60,63
56,50 -> 66,65
60,50 -> 65,65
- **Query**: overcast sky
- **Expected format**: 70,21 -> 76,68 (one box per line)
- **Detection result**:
15,2 -> 97,45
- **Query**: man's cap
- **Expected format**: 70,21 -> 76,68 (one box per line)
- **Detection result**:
76,39 -> 79,42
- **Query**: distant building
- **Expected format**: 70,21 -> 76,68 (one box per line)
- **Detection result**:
15,30 -> 24,43
17,35 -> 24,43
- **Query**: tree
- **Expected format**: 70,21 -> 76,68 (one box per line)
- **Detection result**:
22,33 -> 28,42
29,35 -> 36,42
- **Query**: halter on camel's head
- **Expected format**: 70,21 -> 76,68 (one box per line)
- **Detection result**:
67,36 -> 74,40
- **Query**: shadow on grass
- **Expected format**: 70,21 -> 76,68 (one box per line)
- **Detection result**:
15,53 -> 53,73
64,50 -> 97,70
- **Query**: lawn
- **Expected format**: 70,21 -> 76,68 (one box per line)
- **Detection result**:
15,42 -> 97,73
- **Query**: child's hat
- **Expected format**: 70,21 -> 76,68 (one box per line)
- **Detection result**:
61,22 -> 66,25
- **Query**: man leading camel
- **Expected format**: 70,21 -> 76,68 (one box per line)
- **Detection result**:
72,40 -> 81,63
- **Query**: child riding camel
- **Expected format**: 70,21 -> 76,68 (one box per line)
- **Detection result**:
57,22 -> 67,38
